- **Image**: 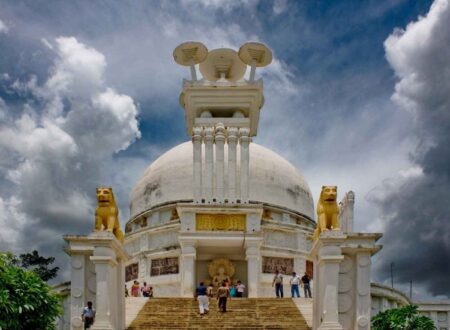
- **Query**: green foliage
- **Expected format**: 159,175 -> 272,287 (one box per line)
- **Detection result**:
0,252 -> 61,330
19,250 -> 59,282
372,304 -> 436,330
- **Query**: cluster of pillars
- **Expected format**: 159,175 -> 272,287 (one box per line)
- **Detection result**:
192,124 -> 250,204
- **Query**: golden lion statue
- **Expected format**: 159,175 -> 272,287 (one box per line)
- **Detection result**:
95,187 -> 124,243
313,186 -> 340,240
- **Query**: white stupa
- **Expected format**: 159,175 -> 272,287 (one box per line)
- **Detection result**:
123,42 -> 316,297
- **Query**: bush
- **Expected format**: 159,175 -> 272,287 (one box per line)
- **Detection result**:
372,304 -> 436,330
0,252 -> 61,330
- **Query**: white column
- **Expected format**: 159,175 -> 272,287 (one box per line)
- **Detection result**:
215,123 -> 225,202
69,254 -> 87,329
245,240 -> 262,298
346,191 -> 355,233
117,257 -> 126,330
90,256 -> 117,330
310,232 -> 345,330
319,256 -> 343,329
180,240 -> 196,297
227,127 -> 238,202
192,126 -> 203,203
239,127 -> 250,203
355,253 -> 372,330
203,127 -> 214,203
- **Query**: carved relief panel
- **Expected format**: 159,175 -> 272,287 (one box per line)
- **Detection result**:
262,257 -> 294,275
125,263 -> 139,282
150,257 -> 179,276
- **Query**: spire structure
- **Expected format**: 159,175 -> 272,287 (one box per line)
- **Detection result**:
174,41 -> 272,204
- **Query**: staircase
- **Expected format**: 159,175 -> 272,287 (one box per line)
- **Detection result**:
126,297 -> 312,329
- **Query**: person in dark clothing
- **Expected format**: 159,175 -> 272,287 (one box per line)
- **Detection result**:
195,282 -> 209,315
216,282 -> 230,312
302,272 -> 312,298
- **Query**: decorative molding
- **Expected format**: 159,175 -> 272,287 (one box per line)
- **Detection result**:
196,213 -> 246,231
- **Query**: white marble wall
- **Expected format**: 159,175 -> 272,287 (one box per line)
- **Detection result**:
263,230 -> 298,250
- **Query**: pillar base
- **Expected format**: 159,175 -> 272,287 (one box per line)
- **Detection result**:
318,321 -> 343,330
91,321 -> 114,330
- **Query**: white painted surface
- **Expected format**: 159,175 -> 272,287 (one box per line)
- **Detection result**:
130,142 -> 314,220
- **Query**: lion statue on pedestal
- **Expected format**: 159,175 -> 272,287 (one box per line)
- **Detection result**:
313,186 -> 340,240
95,187 -> 124,243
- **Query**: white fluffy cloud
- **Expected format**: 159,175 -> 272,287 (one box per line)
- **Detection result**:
0,37 -> 140,255
385,0 -> 450,120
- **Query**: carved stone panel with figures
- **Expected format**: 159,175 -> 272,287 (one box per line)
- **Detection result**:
125,263 -> 139,282
262,257 -> 294,275
151,257 -> 179,276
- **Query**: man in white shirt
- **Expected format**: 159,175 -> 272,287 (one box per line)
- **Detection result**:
81,301 -> 96,329
289,272 -> 301,298
236,280 -> 245,297
272,270 -> 284,298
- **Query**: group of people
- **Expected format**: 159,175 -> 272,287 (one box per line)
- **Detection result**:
126,280 -> 154,298
195,279 -> 246,315
272,270 -> 312,298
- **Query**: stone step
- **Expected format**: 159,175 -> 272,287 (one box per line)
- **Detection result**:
126,297 -> 312,329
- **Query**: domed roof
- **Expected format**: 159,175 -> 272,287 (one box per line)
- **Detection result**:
130,142 -> 314,219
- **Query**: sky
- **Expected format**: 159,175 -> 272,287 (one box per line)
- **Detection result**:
0,0 -> 449,300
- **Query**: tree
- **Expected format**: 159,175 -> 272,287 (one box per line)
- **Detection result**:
0,252 -> 61,330
19,250 -> 59,282
372,304 -> 436,330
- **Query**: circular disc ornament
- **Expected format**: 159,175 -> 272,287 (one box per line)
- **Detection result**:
238,42 -> 272,67
173,41 -> 208,66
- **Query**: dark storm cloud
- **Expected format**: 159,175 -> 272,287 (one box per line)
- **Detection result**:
372,0 -> 450,298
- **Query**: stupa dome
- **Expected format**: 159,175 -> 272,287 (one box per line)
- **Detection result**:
130,142 -> 314,220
